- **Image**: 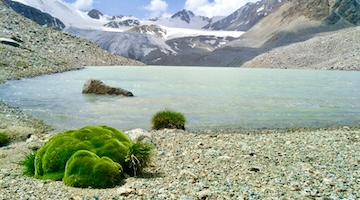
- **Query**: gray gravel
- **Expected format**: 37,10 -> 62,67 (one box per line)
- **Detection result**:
0,127 -> 359,199
241,26 -> 360,70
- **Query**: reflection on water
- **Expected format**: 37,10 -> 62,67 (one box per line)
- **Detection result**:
0,66 -> 359,132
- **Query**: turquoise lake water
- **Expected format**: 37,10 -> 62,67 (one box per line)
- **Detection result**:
0,66 -> 359,132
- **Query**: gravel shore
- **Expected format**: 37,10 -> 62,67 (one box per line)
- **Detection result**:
241,26 -> 360,70
0,127 -> 359,199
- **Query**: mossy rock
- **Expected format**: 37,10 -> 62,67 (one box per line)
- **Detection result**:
63,150 -> 122,188
34,125 -> 133,181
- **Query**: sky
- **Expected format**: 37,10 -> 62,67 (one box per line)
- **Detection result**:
62,0 -> 258,19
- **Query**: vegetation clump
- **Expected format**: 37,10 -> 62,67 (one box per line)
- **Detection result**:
0,132 -> 10,147
18,150 -> 37,176
151,109 -> 186,130
19,125 -> 153,188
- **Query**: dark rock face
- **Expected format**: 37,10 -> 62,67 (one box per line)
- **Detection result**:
87,9 -> 103,19
171,9 -> 195,23
326,0 -> 360,25
82,79 -> 134,97
3,0 -> 65,30
104,19 -> 140,28
126,25 -> 167,37
204,0 -> 283,31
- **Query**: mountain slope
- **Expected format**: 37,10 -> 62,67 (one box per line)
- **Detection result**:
0,0 -> 142,82
204,0 -> 283,31
234,0 -> 360,48
241,26 -> 360,70
3,0 -> 65,30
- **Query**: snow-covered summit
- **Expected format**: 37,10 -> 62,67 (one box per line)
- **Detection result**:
151,9 -> 211,29
11,0 -> 106,28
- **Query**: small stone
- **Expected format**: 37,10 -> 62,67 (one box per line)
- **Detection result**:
117,187 -> 134,196
180,196 -> 193,200
179,170 -> 198,183
197,190 -> 212,199
249,167 -> 260,173
70,196 -> 82,200
217,155 -> 231,161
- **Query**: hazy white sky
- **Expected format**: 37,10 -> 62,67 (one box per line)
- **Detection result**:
62,0 -> 258,18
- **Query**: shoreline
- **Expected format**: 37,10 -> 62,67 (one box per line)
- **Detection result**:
1,127 -> 359,199
0,69 -> 359,199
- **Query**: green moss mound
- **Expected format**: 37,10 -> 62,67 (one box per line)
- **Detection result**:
34,125 -> 133,181
20,125 -> 153,188
0,132 -> 10,147
63,150 -> 122,188
151,109 -> 186,130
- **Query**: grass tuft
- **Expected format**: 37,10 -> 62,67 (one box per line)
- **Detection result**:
19,150 -> 37,176
151,109 -> 186,130
125,136 -> 154,176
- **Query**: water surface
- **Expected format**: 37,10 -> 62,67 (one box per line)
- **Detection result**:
0,66 -> 359,132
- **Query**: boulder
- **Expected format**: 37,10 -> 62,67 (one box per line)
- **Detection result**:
82,78 -> 134,97
125,128 -> 153,143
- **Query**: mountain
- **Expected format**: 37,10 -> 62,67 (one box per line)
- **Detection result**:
153,9 -> 212,29
5,0 -> 360,69
3,0 -> 65,30
204,0 -> 283,31
0,0 -> 142,82
104,15 -> 141,29
235,0 -> 360,49
9,0 -> 105,28
65,27 -> 176,61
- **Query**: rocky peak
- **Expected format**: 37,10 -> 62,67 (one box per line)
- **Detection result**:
87,9 -> 103,19
171,9 -> 196,23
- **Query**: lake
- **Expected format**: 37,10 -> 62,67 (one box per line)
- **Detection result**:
0,66 -> 359,132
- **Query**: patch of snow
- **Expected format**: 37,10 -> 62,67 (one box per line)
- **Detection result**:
257,6 -> 264,13
205,40 -> 217,45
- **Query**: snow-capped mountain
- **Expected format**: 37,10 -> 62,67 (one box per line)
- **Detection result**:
152,9 -> 212,29
10,0 -> 106,28
204,0 -> 283,31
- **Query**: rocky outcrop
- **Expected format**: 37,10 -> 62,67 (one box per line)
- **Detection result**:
104,19 -> 140,28
87,9 -> 103,20
82,79 -> 134,97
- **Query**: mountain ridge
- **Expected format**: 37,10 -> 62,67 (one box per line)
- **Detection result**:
4,0 -> 360,69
